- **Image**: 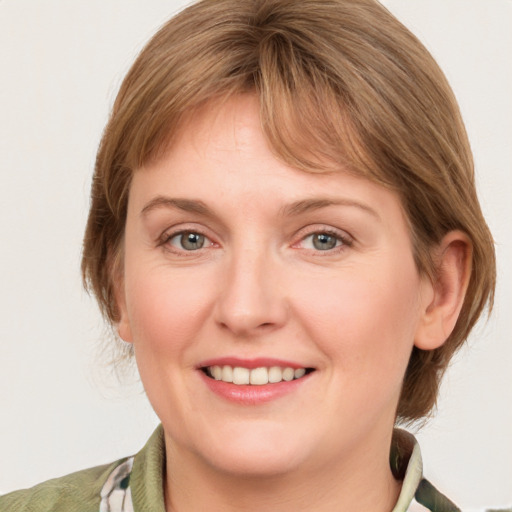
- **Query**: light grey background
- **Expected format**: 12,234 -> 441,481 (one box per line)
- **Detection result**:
0,1 -> 511,509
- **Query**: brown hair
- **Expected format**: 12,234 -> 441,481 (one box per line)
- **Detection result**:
82,0 -> 495,422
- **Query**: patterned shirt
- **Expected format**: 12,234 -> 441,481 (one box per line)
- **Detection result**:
1,425 -> 510,511
97,427 -> 463,512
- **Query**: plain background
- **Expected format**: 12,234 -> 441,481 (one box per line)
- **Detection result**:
0,0 -> 510,509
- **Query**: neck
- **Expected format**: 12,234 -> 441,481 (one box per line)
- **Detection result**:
164,430 -> 401,512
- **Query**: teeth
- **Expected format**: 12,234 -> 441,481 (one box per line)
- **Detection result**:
205,365 -> 310,385
250,367 -> 268,385
221,365 -> 233,383
232,367 -> 250,385
211,365 -> 222,380
294,368 -> 306,379
268,366 -> 282,383
282,367 -> 294,381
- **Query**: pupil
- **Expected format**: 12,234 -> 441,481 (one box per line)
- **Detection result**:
182,232 -> 204,250
313,233 -> 336,250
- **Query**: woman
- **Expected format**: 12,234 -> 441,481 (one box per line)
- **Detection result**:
0,0 -> 502,510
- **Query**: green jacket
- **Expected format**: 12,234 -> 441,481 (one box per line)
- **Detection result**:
1,426 -> 509,512
0,427 -> 166,512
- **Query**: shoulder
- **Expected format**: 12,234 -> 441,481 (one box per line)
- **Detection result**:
392,430 -> 511,512
0,458 -> 128,512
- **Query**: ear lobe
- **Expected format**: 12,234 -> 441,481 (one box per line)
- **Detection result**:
114,276 -> 133,344
117,312 -> 133,344
414,231 -> 472,351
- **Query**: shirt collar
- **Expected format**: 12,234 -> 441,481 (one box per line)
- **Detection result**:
390,429 -> 424,511
102,425 -> 426,512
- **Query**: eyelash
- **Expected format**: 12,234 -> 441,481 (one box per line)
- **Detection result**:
296,229 -> 353,254
159,228 -> 215,255
158,227 -> 353,255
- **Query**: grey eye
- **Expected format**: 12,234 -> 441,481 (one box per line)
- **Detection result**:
171,232 -> 206,250
311,233 -> 339,251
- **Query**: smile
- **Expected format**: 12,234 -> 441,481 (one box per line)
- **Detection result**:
202,365 -> 314,385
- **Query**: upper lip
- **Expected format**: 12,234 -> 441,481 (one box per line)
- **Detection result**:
197,357 -> 312,370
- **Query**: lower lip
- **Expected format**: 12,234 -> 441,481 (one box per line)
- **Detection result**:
199,371 -> 312,405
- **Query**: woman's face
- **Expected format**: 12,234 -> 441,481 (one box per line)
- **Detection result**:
118,95 -> 432,477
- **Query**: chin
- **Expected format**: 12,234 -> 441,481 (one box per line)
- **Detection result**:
194,424 -> 312,477
207,449 -> 304,478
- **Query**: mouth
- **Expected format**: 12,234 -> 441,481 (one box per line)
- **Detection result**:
201,365 -> 315,385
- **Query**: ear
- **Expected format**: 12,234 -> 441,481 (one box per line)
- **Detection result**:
414,231 -> 472,350
113,269 -> 134,344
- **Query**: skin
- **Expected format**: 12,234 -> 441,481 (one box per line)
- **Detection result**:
116,95 -> 470,511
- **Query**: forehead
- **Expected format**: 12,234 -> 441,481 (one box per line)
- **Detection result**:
169,95 -> 272,165
129,95 -> 409,236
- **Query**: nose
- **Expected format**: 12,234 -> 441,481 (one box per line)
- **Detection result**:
214,247 -> 289,338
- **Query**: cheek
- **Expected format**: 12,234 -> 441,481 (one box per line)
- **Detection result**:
123,263 -> 217,357
293,258 -> 422,373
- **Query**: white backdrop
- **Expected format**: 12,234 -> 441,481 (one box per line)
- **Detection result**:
0,0 -> 510,509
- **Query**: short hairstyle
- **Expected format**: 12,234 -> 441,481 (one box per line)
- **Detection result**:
82,0 -> 495,422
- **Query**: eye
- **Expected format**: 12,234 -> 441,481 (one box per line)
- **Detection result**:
300,231 -> 348,251
168,231 -> 208,251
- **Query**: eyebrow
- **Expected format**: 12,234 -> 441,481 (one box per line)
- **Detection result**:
281,198 -> 380,220
140,196 -> 380,220
141,197 -> 212,217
